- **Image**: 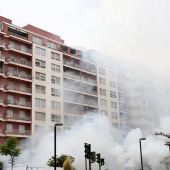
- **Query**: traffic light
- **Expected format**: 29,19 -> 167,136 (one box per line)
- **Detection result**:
84,143 -> 91,159
101,158 -> 105,166
96,153 -> 101,164
90,151 -> 96,163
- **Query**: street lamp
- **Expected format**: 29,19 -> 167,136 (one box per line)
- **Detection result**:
54,123 -> 63,170
139,138 -> 146,170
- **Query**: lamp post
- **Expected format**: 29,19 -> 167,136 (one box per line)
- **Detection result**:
54,123 -> 63,170
139,138 -> 146,170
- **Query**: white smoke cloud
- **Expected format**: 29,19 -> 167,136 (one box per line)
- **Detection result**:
0,115 -> 165,170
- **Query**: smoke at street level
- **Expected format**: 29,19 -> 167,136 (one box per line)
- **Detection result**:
0,115 -> 167,170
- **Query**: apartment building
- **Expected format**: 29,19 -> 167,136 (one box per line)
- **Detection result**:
0,16 -> 125,143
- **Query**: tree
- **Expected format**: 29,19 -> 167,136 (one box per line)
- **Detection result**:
46,154 -> 74,168
63,157 -> 72,170
0,137 -> 21,170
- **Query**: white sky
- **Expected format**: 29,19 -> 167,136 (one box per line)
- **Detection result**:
1,0 -> 170,75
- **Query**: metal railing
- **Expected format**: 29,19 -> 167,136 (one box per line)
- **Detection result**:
7,57 -> 32,67
7,71 -> 32,80
6,85 -> 31,93
6,114 -> 31,121
5,129 -> 31,135
6,100 -> 31,107
8,44 -> 32,54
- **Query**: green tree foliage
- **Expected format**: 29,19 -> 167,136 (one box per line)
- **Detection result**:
46,154 -> 74,168
63,157 -> 72,170
0,137 -> 21,170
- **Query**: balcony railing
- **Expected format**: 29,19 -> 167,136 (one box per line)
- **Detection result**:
81,65 -> 96,74
6,100 -> 31,108
64,60 -> 81,69
64,61 -> 96,74
8,44 -> 32,54
6,85 -> 31,94
7,71 -> 32,80
5,129 -> 31,136
64,97 -> 98,107
6,114 -> 31,122
64,72 -> 97,85
7,58 -> 32,67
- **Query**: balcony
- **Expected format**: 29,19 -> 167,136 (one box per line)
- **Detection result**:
8,44 -> 32,56
0,40 -> 5,49
6,114 -> 31,123
7,71 -> 32,82
0,29 -> 6,36
7,58 -> 32,68
5,129 -> 31,136
6,100 -> 31,109
6,85 -> 31,95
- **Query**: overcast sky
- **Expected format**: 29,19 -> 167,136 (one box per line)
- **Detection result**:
1,0 -> 170,75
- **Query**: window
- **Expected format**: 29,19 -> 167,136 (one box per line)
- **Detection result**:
33,36 -> 42,45
47,42 -> 56,49
110,81 -> 116,88
35,112 -> 46,121
100,88 -> 106,96
110,91 -> 116,98
51,64 -> 60,72
100,110 -> 107,115
51,88 -> 60,97
36,47 -> 45,56
7,109 -> 13,118
35,85 -> 46,94
21,45 -> 26,52
112,123 -> 118,128
100,99 -> 107,107
99,78 -> 106,85
19,125 -> 25,134
109,71 -> 115,79
99,67 -> 105,75
35,98 -> 45,108
7,124 -> 13,132
19,111 -> 25,119
112,112 -> 118,119
51,101 -> 60,110
51,52 -> 60,61
51,76 -> 60,84
35,59 -> 45,68
51,115 -> 61,122
0,22 -> 3,30
111,101 -> 117,108
35,72 -> 46,81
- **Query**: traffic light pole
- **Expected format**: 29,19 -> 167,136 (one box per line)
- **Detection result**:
89,159 -> 91,170
85,157 -> 87,170
99,164 -> 101,170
